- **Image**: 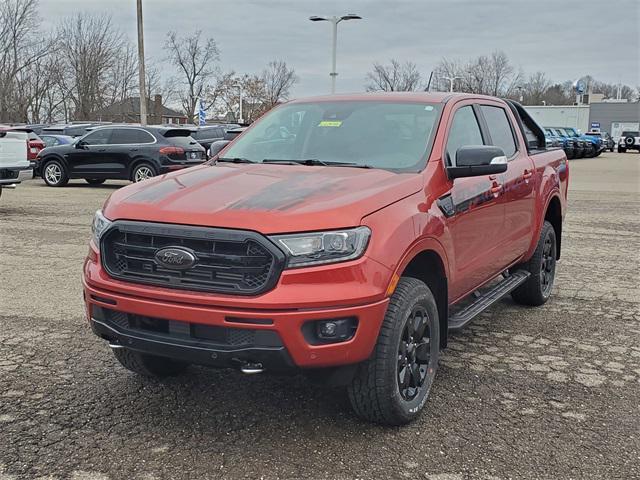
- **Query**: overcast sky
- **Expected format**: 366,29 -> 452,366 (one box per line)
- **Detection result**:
38,0 -> 639,98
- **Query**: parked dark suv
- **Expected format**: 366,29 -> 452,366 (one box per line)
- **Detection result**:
192,124 -> 240,154
36,125 -> 206,187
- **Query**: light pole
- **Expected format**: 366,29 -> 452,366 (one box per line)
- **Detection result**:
443,75 -> 462,93
309,14 -> 362,94
136,0 -> 147,125
232,84 -> 243,123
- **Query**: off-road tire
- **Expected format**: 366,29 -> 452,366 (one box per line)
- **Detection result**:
112,348 -> 189,377
511,220 -> 557,306
85,178 -> 106,185
42,159 -> 69,187
348,277 -> 439,426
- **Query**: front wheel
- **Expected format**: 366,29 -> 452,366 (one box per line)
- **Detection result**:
511,221 -> 557,306
348,277 -> 440,425
42,159 -> 69,187
131,162 -> 157,183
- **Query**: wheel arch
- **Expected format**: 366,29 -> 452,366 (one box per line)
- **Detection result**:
128,157 -> 158,180
398,248 -> 449,349
544,194 -> 562,260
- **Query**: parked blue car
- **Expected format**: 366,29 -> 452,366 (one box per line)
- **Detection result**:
40,134 -> 74,148
563,127 -> 603,157
544,128 -> 575,159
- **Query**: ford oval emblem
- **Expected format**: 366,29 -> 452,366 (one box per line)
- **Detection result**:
154,247 -> 197,270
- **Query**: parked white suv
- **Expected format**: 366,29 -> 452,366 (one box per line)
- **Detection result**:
0,130 -> 31,199
618,131 -> 640,153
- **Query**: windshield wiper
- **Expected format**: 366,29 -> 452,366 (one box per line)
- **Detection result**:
217,157 -> 256,163
262,158 -> 372,168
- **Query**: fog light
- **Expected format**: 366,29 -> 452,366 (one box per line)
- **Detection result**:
315,318 -> 357,342
319,321 -> 337,337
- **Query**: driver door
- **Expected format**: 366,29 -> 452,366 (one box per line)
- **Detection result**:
66,128 -> 112,176
444,103 -> 507,300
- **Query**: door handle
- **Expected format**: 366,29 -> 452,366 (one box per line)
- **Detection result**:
523,169 -> 533,179
97,148 -> 106,152
130,148 -> 139,151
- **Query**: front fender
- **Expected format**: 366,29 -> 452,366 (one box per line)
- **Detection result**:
361,189 -> 451,294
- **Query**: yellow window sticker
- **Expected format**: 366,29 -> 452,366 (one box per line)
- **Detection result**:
318,120 -> 342,127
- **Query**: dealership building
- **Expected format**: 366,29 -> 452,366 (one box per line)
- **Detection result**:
525,100 -> 639,139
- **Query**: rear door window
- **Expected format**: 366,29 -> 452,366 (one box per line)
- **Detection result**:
445,106 -> 484,166
480,105 -> 517,157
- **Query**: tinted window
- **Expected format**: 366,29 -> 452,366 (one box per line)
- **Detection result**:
445,106 -> 484,166
82,129 -> 112,145
222,102 -> 442,171
164,133 -> 199,147
480,105 -> 517,157
110,128 -> 154,144
42,136 -> 58,147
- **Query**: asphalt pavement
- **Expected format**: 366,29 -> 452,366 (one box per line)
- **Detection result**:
0,152 -> 638,479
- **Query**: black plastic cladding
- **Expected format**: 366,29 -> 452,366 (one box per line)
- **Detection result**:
100,220 -> 287,295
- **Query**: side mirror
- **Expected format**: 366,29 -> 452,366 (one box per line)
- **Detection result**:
208,140 -> 230,159
447,145 -> 508,179
75,140 -> 88,149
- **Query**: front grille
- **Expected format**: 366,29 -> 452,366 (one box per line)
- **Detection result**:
101,221 -> 285,295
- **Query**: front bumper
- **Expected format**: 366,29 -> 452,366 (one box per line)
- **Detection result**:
83,247 -> 391,370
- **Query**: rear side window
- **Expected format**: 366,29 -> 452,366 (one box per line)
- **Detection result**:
110,128 -> 155,144
445,106 -> 484,166
480,105 -> 517,157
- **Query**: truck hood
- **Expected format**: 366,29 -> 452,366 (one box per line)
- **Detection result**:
103,163 -> 424,234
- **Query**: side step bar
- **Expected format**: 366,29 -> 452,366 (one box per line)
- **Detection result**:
448,270 -> 530,331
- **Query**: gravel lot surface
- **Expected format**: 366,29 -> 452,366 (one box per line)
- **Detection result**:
0,152 -> 638,479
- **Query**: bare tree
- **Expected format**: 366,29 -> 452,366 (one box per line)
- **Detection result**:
261,60 -> 298,109
520,71 -> 551,104
164,30 -> 220,120
365,59 -> 422,92
434,51 -> 520,97
0,0 -> 52,122
57,13 -> 128,120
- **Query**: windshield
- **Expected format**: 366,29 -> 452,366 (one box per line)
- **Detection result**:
564,128 -> 579,137
221,101 -> 442,171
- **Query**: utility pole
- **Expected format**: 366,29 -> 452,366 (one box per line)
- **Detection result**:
136,0 -> 148,125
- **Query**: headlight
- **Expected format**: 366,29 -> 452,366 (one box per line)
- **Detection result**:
269,227 -> 371,268
92,210 -> 112,248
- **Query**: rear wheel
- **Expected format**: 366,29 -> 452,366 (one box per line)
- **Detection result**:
85,178 -> 105,185
42,159 -> 69,187
348,277 -> 439,425
511,220 -> 557,306
112,348 -> 189,377
131,162 -> 157,183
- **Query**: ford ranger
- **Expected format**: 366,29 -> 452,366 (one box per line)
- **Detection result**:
83,93 -> 568,425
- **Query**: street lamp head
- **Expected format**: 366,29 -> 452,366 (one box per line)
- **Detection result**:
309,15 -> 328,21
341,14 -> 362,20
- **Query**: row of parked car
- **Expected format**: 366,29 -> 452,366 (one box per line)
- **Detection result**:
544,126 -> 640,159
0,122 -> 245,189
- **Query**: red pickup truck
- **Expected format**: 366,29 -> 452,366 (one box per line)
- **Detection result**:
83,93 -> 568,425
